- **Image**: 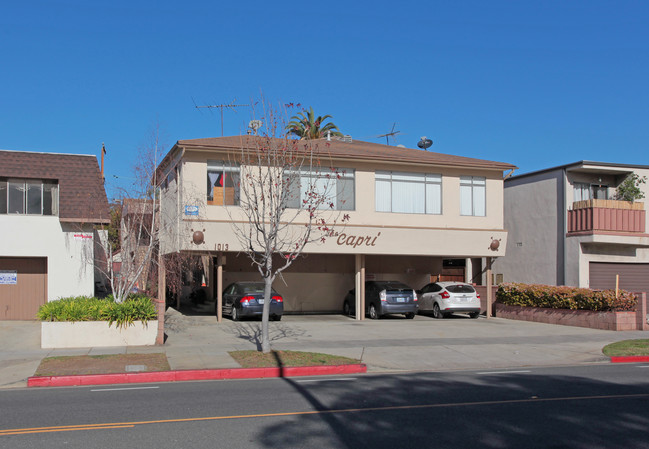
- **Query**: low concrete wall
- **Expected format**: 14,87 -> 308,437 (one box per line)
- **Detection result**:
494,304 -> 638,331
41,321 -> 158,349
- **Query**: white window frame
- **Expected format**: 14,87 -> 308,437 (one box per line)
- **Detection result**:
460,176 -> 486,217
287,168 -> 354,211
206,161 -> 240,206
0,178 -> 59,216
375,171 -> 442,214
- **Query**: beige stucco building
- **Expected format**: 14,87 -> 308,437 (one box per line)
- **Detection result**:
156,136 -> 516,318
494,161 -> 649,293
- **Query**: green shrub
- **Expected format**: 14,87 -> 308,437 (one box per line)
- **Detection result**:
496,283 -> 637,312
37,295 -> 157,328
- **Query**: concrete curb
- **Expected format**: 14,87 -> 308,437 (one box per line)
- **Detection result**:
610,356 -> 649,363
27,364 -> 367,388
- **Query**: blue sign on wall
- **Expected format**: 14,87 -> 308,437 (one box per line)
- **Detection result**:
184,205 -> 199,216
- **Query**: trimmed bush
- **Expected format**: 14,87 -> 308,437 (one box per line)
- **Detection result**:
496,283 -> 637,312
37,294 -> 157,328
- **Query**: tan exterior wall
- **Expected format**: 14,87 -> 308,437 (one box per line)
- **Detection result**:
173,150 -> 508,258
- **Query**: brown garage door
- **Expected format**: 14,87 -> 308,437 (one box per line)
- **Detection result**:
0,257 -> 47,320
589,262 -> 649,294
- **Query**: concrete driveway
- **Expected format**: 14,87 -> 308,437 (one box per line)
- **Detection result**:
1,310 -> 647,388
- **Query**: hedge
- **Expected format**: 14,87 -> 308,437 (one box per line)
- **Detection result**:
37,294 -> 157,328
496,283 -> 637,312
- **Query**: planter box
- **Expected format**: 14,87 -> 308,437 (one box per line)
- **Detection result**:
494,304 -> 638,331
41,321 -> 158,349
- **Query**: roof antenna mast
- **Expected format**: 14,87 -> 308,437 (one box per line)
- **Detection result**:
376,122 -> 402,145
193,98 -> 250,136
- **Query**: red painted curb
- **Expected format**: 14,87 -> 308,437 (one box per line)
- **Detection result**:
27,364 -> 367,388
611,356 -> 649,363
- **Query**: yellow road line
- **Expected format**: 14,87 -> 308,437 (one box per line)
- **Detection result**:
2,393 -> 648,437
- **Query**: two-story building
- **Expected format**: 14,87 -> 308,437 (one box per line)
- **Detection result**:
494,161 -> 649,292
0,150 -> 110,320
156,135 -> 516,319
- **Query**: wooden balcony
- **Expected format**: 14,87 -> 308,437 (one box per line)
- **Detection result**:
568,199 -> 645,234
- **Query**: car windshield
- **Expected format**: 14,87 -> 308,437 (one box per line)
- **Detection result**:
446,284 -> 476,294
374,282 -> 411,291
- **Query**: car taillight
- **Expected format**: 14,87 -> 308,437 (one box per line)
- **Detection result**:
379,290 -> 387,302
240,295 -> 254,306
476,293 -> 481,299
441,291 -> 450,299
412,290 -> 417,301
272,295 -> 283,303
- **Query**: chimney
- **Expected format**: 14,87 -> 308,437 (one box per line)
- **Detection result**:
101,143 -> 106,183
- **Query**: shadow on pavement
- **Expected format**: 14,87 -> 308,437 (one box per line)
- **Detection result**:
259,371 -> 649,449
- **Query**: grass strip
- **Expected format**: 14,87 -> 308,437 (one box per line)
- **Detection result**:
229,350 -> 360,368
602,339 -> 649,357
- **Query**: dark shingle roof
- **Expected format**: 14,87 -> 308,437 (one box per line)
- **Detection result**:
0,150 -> 110,223
175,136 -> 517,171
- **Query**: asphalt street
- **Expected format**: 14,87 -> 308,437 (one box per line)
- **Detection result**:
1,363 -> 649,448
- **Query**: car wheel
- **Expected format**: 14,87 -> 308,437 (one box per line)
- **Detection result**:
432,303 -> 444,319
231,306 -> 240,321
469,312 -> 480,319
343,301 -> 351,316
369,303 -> 379,320
272,314 -> 282,321
405,312 -> 415,319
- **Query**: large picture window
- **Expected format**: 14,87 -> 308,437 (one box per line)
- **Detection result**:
0,179 -> 58,215
207,161 -> 240,206
286,168 -> 354,211
460,176 -> 486,216
375,171 -> 442,214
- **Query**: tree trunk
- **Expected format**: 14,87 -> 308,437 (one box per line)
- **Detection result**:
261,276 -> 272,353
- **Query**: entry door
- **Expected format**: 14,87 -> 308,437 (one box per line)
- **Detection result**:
0,257 -> 47,320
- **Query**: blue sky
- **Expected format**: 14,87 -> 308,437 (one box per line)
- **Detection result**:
2,1 -> 648,200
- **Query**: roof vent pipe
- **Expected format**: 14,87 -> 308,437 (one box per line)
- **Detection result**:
327,130 -> 331,141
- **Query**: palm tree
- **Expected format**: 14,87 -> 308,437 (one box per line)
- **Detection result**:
286,107 -> 343,140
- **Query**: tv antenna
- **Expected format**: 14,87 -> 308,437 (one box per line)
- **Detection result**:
193,98 -> 249,136
376,122 -> 402,145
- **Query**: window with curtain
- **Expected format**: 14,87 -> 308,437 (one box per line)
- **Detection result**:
375,171 -> 442,214
286,168 -> 354,211
0,178 -> 58,215
460,176 -> 486,216
206,161 -> 240,206
573,182 -> 590,202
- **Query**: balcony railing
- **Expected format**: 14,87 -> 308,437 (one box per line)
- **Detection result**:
568,199 -> 646,234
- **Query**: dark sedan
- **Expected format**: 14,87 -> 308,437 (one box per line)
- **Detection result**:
219,281 -> 284,321
343,281 -> 418,319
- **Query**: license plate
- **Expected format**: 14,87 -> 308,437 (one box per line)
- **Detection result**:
258,299 -> 264,304
396,297 -> 405,303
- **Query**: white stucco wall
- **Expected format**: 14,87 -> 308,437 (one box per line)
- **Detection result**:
0,215 -> 95,300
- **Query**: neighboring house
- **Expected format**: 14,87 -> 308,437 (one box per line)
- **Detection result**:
0,150 -> 110,320
155,135 -> 516,316
494,161 -> 649,292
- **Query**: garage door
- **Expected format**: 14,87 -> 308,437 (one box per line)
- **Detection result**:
589,262 -> 649,294
0,257 -> 47,320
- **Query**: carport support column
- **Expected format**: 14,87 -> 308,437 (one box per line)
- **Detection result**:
355,254 -> 365,321
217,252 -> 223,323
486,257 -> 493,318
156,254 -> 165,345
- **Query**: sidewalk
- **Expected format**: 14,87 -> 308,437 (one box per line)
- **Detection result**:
1,308 -> 647,389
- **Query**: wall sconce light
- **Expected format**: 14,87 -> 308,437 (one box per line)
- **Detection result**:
191,229 -> 205,245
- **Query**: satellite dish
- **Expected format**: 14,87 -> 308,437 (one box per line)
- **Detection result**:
248,120 -> 263,135
417,136 -> 433,150
396,144 -> 406,148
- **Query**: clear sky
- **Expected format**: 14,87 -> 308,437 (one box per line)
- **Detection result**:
2,1 -> 648,200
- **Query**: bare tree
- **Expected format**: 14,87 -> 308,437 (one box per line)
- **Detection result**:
229,102 -> 350,353
94,123 -> 167,303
